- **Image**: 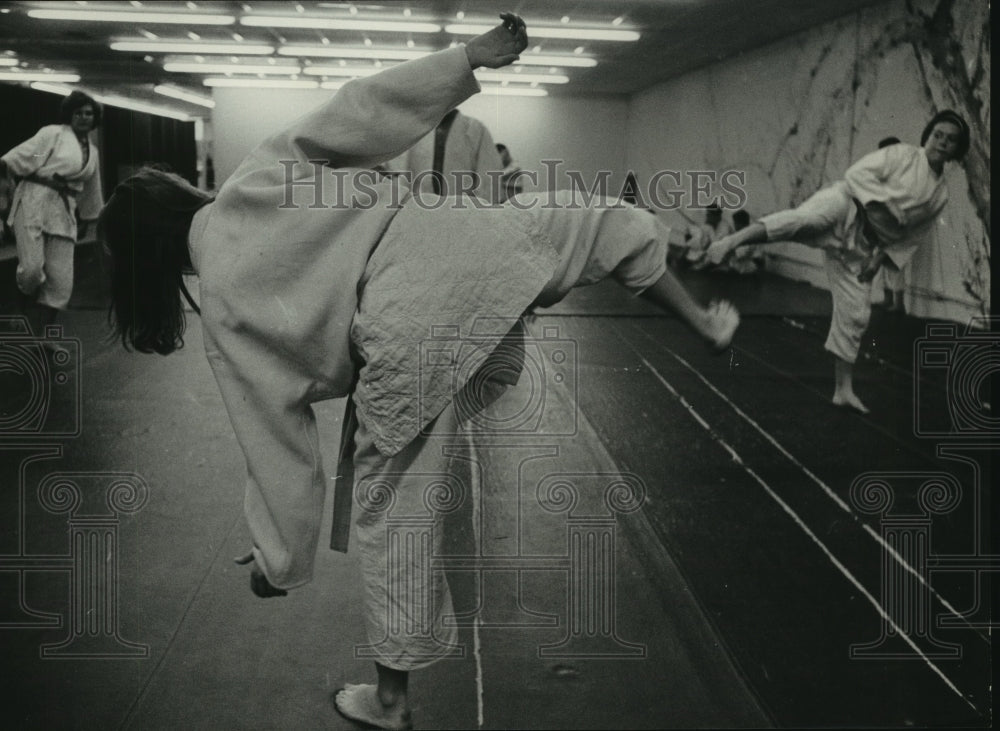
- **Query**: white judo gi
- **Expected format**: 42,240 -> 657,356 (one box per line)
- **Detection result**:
2,124 -> 102,308
384,109 -> 507,203
759,143 -> 947,362
188,46 -> 668,671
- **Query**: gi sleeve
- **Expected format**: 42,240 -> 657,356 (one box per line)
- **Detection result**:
1,125 -> 59,177
205,336 -> 327,591
266,46 -> 482,171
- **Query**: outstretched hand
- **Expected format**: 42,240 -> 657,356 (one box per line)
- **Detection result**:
234,551 -> 288,598
465,13 -> 528,69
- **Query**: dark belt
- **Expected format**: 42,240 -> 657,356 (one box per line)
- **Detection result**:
851,197 -> 881,255
329,393 -> 358,553
23,174 -> 76,214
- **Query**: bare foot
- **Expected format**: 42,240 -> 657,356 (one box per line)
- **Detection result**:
705,300 -> 740,351
832,391 -> 870,414
333,684 -> 412,731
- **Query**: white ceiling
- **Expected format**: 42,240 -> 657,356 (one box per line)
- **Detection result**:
0,0 -> 884,117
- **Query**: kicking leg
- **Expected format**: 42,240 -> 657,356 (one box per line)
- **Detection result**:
640,270 -> 740,350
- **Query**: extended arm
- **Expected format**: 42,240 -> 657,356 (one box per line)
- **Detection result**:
1,126 -> 59,177
271,15 -> 527,170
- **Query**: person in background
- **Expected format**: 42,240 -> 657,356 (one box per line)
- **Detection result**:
384,107 -> 507,204
0,90 -> 103,336
686,202 -> 733,270
495,141 -> 525,199
707,111 -> 970,414
726,208 -> 762,274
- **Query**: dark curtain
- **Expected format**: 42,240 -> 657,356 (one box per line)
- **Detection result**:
0,83 -> 197,195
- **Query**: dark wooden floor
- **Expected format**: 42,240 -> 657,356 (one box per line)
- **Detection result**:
0,250 -> 993,728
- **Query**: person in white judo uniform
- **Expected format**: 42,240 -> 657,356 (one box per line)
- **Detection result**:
98,15 -> 739,729
382,107 -> 508,203
1,91 -> 103,334
706,110 -> 969,414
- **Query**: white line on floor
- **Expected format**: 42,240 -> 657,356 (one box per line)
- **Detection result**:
466,424 -> 486,729
631,348 -> 977,712
635,326 -> 979,640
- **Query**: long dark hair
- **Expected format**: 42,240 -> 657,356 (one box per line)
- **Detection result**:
98,168 -> 212,355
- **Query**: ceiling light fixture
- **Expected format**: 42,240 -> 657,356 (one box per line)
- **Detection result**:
154,84 -> 216,107
302,65 -> 380,76
27,8 -> 235,24
203,77 -> 319,88
239,16 -> 440,33
0,71 -> 81,82
277,45 -> 427,60
445,23 -> 639,42
100,94 -> 193,120
112,41 -> 275,54
164,62 -> 302,74
517,54 -> 596,68
479,85 -> 548,97
29,81 -> 75,95
476,71 -> 569,84
0,57 -> 19,67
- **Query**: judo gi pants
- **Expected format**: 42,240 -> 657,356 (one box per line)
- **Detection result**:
351,399 -> 471,672
759,183 -> 871,364
13,217 -> 75,310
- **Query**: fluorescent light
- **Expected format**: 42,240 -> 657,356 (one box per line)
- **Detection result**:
320,80 -> 347,90
154,84 -> 215,108
278,45 -> 428,60
0,71 -> 81,82
29,81 -> 75,95
476,71 -> 569,84
164,62 -> 302,75
479,85 -> 548,97
98,95 -> 192,121
0,58 -> 18,67
111,40 -> 274,55
203,77 -> 319,88
28,8 -> 234,24
276,46 -> 598,69
445,23 -> 639,42
302,66 -> 381,76
516,54 -> 597,68
240,16 -> 440,33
